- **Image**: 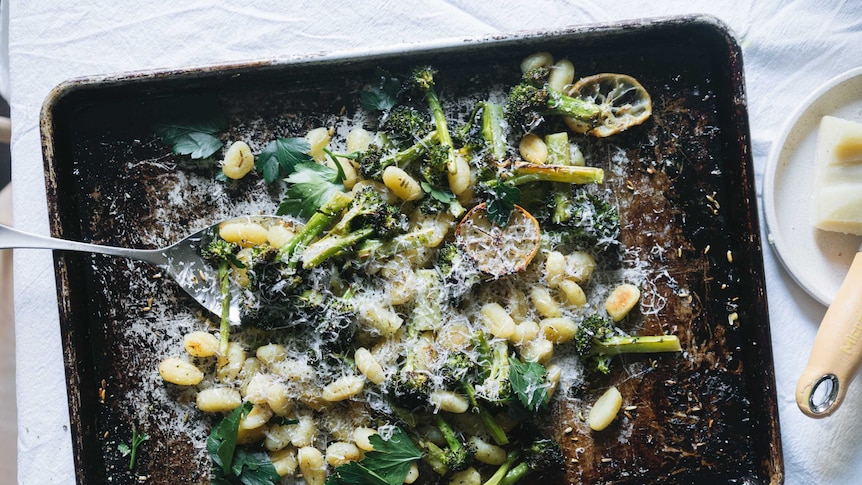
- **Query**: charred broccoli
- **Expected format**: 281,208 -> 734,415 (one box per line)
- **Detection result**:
501,439 -> 565,484
505,67 -> 601,132
436,242 -> 481,301
550,190 -> 620,251
419,416 -> 474,474
301,187 -> 409,268
574,313 -> 682,374
382,105 -> 433,148
410,66 -> 456,175
355,130 -> 440,181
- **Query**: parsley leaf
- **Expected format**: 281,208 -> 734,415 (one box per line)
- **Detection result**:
256,137 -> 314,184
277,162 -> 344,219
207,401 -> 252,473
169,132 -> 224,159
327,427 -> 421,485
360,70 -> 402,112
420,181 -> 454,203
208,401 -> 280,485
485,182 -> 522,227
230,448 -> 281,485
509,356 -> 549,412
118,428 -> 149,470
153,95 -> 228,160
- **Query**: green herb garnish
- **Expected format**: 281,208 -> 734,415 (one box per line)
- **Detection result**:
153,96 -> 227,160
360,70 -> 402,112
208,401 -> 280,485
508,356 -> 548,412
256,137 -> 314,184
486,182 -> 522,227
327,426 -> 421,485
276,162 -> 345,219
118,428 -> 149,470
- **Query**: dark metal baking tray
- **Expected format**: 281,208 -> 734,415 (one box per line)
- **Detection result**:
40,15 -> 782,484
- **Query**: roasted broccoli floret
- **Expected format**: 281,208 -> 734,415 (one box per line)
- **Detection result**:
500,439 -> 565,485
430,416 -> 473,473
436,242 -> 481,301
294,289 -> 357,350
476,340 -> 512,403
574,313 -> 682,374
238,245 -> 303,329
551,190 -> 620,251
382,105 -> 433,148
505,68 -> 601,132
390,316 -> 434,407
201,238 -> 240,265
410,66 -> 456,175
301,187 -> 409,268
439,351 -> 473,386
573,313 -> 615,356
418,142 -> 450,187
201,237 -> 242,363
356,131 -> 439,180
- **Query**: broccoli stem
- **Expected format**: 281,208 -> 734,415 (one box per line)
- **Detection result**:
481,101 -> 507,160
591,335 -> 682,356
551,190 -> 573,224
355,227 -> 435,260
506,163 -> 604,186
301,227 -> 374,269
500,462 -> 530,485
546,89 -> 601,121
544,132 -> 571,166
462,381 -> 509,445
545,132 -> 574,224
385,130 -> 439,169
422,440 -> 450,475
277,191 -> 352,263
414,71 -> 457,174
217,259 -> 230,370
436,415 -> 464,457
483,450 -> 520,485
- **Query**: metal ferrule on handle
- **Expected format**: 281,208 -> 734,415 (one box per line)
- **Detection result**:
797,251 -> 862,417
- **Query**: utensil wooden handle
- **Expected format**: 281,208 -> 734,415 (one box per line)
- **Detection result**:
797,251 -> 862,417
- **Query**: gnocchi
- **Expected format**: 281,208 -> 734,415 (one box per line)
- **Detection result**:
605,283 -> 641,321
221,141 -> 254,180
383,166 -> 423,201
158,357 -> 203,386
480,302 -> 516,339
298,446 -> 326,485
322,375 -> 365,402
196,387 -> 242,413
519,133 -> 549,164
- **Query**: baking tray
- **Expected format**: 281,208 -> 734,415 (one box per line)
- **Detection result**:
40,15 -> 782,485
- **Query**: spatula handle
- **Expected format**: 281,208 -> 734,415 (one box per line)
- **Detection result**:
797,251 -> 862,417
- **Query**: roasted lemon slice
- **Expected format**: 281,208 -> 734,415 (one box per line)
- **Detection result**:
455,203 -> 541,278
564,73 -> 652,137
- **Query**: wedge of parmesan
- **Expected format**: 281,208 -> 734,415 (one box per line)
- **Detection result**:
814,115 -> 862,235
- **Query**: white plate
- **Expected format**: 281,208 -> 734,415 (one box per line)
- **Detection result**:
763,67 -> 862,306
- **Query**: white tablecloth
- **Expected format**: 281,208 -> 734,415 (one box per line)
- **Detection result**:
8,1 -> 862,483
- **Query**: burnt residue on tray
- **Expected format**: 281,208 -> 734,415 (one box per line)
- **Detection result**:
41,16 -> 781,485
